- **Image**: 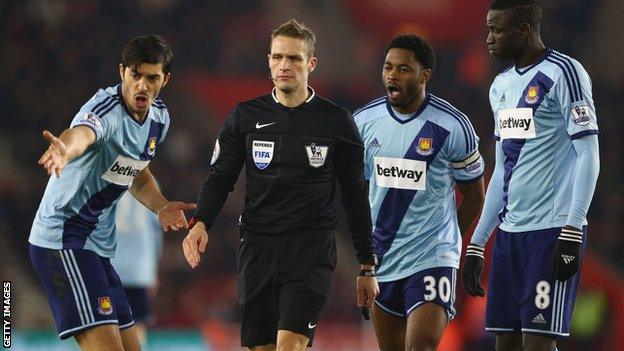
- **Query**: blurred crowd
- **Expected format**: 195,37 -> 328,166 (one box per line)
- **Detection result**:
1,0 -> 621,348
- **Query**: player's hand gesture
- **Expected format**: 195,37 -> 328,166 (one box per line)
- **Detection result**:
182,221 -> 209,269
158,201 -> 197,231
38,130 -> 68,178
356,271 -> 379,312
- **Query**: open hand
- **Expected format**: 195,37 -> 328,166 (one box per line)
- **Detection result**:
38,130 -> 68,178
182,221 -> 209,269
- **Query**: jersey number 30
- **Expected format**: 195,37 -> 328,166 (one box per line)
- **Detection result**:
423,275 -> 452,303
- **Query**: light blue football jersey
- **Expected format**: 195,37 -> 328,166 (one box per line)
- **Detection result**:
110,192 -> 163,286
29,84 -> 170,258
355,93 -> 484,282
490,49 -> 598,232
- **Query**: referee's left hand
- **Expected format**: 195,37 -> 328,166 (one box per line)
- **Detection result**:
356,275 -> 379,310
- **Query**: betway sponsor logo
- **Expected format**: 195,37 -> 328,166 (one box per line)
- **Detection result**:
498,107 -> 536,140
101,155 -> 149,186
374,156 -> 426,190
109,162 -> 141,177
376,164 -> 423,182
500,117 -> 531,131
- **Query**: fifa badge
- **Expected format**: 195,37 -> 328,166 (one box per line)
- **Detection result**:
252,140 -> 274,170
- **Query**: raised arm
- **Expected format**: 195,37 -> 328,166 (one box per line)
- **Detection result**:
130,167 -> 196,232
38,126 -> 96,177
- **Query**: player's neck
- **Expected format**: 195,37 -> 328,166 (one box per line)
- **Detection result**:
130,110 -> 148,123
276,86 -> 309,108
396,91 -> 427,115
514,41 -> 547,69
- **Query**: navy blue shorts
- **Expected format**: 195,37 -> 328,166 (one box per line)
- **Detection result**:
29,244 -> 134,339
485,227 -> 586,337
375,267 -> 457,320
123,287 -> 152,324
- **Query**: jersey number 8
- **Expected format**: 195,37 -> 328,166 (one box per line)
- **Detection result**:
535,280 -> 551,310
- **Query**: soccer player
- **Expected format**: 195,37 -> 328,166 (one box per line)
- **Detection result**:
461,1 -> 600,350
181,19 -> 379,350
354,34 -> 485,351
111,192 -> 163,347
29,35 -> 196,351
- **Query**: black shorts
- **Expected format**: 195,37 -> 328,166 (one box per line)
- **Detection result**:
236,229 -> 336,347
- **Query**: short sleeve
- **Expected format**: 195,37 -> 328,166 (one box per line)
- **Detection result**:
70,90 -> 119,142
447,117 -> 485,182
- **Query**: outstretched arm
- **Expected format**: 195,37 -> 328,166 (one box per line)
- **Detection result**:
38,126 -> 96,177
130,167 -> 196,232
183,107 -> 245,269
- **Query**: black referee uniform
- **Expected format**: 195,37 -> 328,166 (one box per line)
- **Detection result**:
193,87 -> 375,346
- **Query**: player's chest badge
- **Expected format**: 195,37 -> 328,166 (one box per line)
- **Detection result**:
524,85 -> 540,104
305,143 -> 328,168
416,137 -> 434,156
252,140 -> 274,170
146,137 -> 157,158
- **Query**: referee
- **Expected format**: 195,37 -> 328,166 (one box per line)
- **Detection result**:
182,19 -> 379,350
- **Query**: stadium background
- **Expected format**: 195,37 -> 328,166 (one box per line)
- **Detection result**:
1,0 -> 622,350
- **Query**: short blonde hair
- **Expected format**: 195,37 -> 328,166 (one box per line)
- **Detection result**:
270,19 -> 316,58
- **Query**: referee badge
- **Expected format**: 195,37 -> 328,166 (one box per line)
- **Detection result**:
252,140 -> 274,170
305,143 -> 328,168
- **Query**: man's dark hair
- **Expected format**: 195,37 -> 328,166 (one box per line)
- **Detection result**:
121,35 -> 174,74
271,19 -> 317,58
384,35 -> 436,72
490,0 -> 542,27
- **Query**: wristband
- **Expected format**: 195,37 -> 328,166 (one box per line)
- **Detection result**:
559,227 -> 583,243
466,244 -> 485,259
359,269 -> 376,277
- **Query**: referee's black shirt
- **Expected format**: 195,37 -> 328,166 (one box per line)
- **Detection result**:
194,88 -> 375,264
